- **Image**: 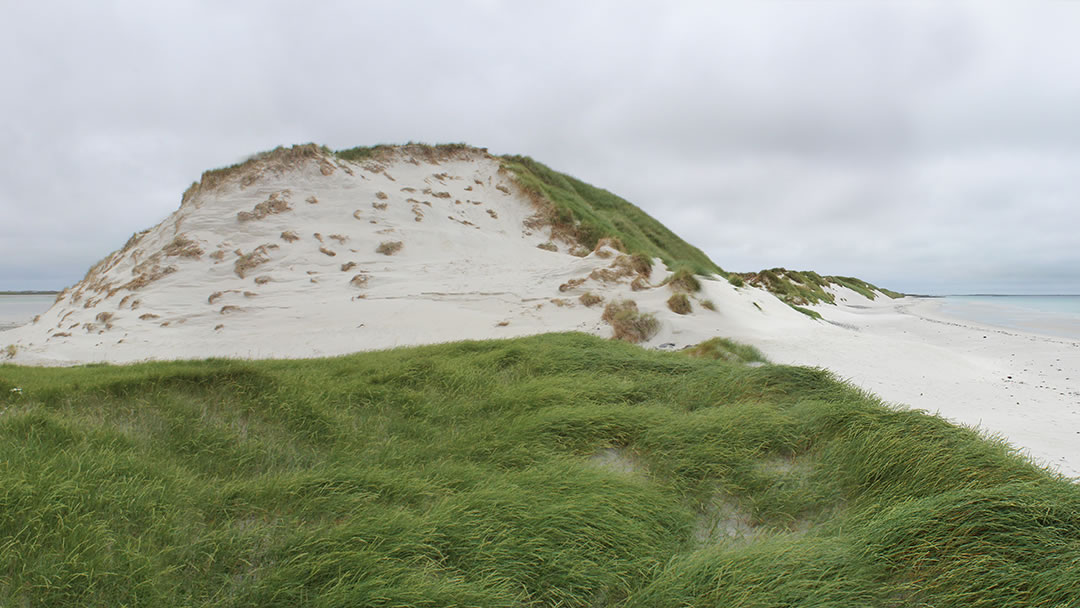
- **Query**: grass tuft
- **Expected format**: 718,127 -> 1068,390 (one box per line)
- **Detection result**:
602,300 -> 660,343
684,337 -> 767,364
667,293 -> 692,315
376,241 -> 403,256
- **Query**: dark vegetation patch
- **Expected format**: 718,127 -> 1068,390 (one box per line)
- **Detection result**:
0,333 -> 1076,605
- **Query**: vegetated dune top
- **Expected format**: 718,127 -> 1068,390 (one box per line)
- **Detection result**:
6,143 -> 880,366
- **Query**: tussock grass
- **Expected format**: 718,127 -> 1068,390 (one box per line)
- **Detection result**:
602,300 -> 660,343
376,241 -> 403,256
685,337 -> 767,364
667,293 -> 692,315
0,333 -> 1076,605
665,268 -> 701,293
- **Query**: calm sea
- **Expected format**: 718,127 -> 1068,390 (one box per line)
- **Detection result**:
0,294 -> 57,331
938,295 -> 1080,340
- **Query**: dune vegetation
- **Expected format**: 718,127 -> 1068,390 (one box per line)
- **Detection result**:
1,332 -> 1077,606
739,268 -> 904,306
498,155 -> 724,277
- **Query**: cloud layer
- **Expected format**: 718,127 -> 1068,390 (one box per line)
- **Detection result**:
3,1 -> 1078,294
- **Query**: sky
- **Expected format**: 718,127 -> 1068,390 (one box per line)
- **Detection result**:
2,1 -> 1079,295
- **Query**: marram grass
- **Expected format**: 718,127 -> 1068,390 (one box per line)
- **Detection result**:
1,333 -> 1077,606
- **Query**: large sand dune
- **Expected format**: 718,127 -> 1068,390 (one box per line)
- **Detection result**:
3,144 -> 1078,478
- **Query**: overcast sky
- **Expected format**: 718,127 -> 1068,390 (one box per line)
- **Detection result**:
2,1 -> 1078,294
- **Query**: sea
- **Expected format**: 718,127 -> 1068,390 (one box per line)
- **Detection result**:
0,294 -> 57,332
937,295 -> 1080,341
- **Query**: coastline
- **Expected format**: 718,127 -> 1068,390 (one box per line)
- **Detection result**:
758,295 -> 1080,478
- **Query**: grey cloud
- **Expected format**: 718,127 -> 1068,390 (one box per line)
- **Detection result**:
2,1 -> 1079,294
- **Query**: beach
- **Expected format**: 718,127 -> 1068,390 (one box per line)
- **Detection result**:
750,294 -> 1080,479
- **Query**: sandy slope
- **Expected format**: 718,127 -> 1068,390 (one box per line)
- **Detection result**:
1,146 -> 813,365
2,145 -> 1078,478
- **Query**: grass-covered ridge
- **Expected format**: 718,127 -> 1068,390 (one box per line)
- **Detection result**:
499,155 -> 724,276
2,333 -> 1077,606
739,268 -> 904,306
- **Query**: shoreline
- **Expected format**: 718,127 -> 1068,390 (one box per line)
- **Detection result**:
759,295 -> 1080,479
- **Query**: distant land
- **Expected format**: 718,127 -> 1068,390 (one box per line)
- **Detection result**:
0,290 -> 59,295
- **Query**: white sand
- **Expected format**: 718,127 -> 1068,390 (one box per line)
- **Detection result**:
3,145 -> 1078,478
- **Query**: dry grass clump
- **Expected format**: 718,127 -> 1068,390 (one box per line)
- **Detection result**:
234,244 -> 278,278
579,292 -> 604,307
306,195 -> 318,204
701,299 -> 717,311
162,235 -> 204,259
602,300 -> 660,343
237,191 -> 291,222
667,293 -> 692,315
341,262 -> 357,272
280,231 -> 300,243
372,202 -> 388,210
376,191 -> 389,200
569,246 -> 590,258
3,344 -> 17,359
432,191 -> 452,199
594,237 -> 626,254
254,275 -> 271,285
631,277 -> 649,291
209,250 -> 226,261
486,209 -> 498,219
550,298 -> 572,307
537,242 -> 558,252
411,205 -> 424,222
329,234 -> 348,244
208,292 -> 224,304
350,273 -> 370,288
220,305 -> 240,314
123,264 -> 177,291
138,313 -> 159,321
319,247 -> 337,257
191,144 -> 329,197
559,278 -> 586,292
376,241 -> 403,256
666,268 -> 701,293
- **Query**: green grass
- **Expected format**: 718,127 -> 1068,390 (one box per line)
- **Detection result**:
741,268 -> 904,306
335,142 -> 473,164
499,155 -> 724,277
790,304 -> 824,320
684,337 -> 767,364
1,333 -> 1076,606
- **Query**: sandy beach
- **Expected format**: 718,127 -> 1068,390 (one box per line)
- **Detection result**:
752,294 -> 1080,479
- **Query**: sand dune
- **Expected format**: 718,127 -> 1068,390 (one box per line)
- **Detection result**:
3,144 -> 1077,478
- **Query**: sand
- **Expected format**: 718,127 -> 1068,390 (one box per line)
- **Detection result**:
2,145 -> 1077,478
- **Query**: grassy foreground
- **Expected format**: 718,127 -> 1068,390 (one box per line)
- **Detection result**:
1,333 -> 1077,606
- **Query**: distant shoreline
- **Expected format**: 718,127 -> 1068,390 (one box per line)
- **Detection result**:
0,291 -> 59,295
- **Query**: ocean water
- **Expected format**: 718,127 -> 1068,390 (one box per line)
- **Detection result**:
0,294 -> 57,331
938,295 -> 1080,340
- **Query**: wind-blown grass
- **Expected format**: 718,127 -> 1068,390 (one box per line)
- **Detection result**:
1,337 -> 1074,606
500,155 -> 723,277
740,268 -> 903,305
